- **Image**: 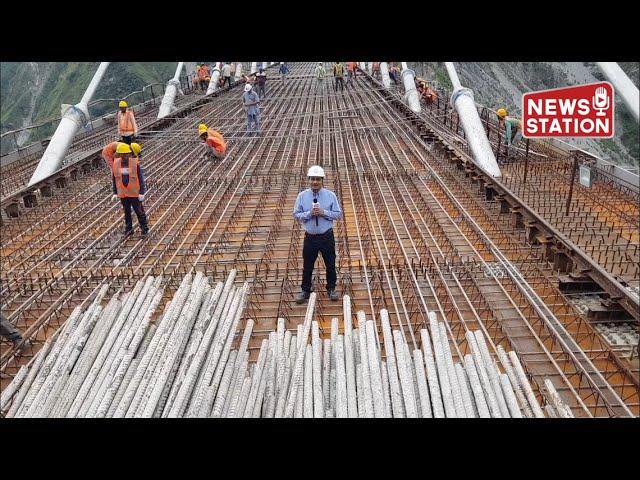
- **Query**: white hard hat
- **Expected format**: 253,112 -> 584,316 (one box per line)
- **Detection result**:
318,62 -> 322,65
307,165 -> 325,178
244,83 -> 252,92
280,62 -> 284,65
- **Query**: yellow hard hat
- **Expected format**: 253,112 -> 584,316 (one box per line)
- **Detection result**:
496,108 -> 507,118
198,124 -> 208,135
119,100 -> 128,108
130,143 -> 142,156
116,143 -> 132,154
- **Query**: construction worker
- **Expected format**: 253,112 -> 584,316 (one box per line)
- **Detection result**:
293,165 -> 343,303
241,69 -> 256,85
131,142 -> 142,157
242,83 -> 261,136
256,68 -> 267,99
221,62 -> 233,88
193,63 -> 201,90
372,62 -> 380,78
101,141 -> 122,172
111,143 -> 149,237
390,63 -> 403,86
117,101 -> 138,145
496,108 -> 523,148
279,62 -> 290,83
197,63 -> 211,92
315,62 -> 326,91
346,61 -> 357,87
333,61 -> 345,92
417,78 -> 438,105
0,311 -> 31,353
198,123 -> 227,161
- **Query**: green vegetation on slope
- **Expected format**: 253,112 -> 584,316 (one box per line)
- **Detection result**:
1,62 -> 176,143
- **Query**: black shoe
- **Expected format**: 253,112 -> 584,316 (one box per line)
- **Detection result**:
295,291 -> 311,304
141,227 -> 149,236
328,289 -> 339,301
123,229 -> 133,238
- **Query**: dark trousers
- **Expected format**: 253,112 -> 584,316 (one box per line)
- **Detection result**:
334,77 -> 344,91
120,197 -> 148,232
121,135 -> 134,145
302,229 -> 337,293
223,76 -> 232,88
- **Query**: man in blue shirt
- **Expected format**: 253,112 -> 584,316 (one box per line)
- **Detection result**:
293,165 -> 343,303
279,62 -> 290,83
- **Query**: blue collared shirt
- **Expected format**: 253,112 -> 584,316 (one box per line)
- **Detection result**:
293,187 -> 342,234
242,91 -> 260,115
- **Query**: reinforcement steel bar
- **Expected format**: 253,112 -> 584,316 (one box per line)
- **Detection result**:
1,62 -> 636,418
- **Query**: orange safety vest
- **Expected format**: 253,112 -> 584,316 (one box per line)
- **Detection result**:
348,62 -> 357,72
102,142 -> 119,171
113,156 -> 141,198
206,128 -> 227,154
198,65 -> 211,80
118,110 -> 137,136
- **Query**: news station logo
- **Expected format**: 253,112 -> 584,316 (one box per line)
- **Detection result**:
522,82 -> 614,138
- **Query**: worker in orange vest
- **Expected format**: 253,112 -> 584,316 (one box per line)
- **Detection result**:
197,63 -> 211,92
117,100 -> 138,145
101,141 -> 122,172
198,123 -> 227,161
416,78 -> 438,105
111,142 -> 149,237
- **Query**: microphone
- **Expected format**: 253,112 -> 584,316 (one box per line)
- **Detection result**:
313,198 -> 319,226
593,86 -> 610,117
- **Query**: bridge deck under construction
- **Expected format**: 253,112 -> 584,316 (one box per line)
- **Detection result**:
1,62 -> 638,417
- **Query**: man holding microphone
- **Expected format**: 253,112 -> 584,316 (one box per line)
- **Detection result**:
293,165 -> 343,303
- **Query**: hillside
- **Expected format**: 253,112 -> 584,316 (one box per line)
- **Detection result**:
409,62 -> 639,168
1,62 -> 177,147
1,61 -> 638,168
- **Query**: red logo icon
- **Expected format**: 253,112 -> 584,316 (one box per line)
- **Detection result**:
522,82 -> 614,138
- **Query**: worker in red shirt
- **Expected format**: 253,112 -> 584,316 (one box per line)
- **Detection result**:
197,63 -> 211,92
101,141 -> 122,172
198,123 -> 227,161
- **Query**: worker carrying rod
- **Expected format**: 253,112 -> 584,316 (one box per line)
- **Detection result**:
111,143 -> 149,237
198,123 -> 227,161
117,100 -> 138,145
293,165 -> 343,303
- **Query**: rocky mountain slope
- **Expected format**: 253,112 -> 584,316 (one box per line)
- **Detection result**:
409,62 -> 639,168
1,62 -> 638,168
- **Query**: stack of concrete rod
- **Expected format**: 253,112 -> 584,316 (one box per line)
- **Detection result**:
1,270 -> 573,418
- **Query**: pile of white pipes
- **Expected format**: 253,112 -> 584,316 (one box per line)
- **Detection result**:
1,271 -> 573,418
